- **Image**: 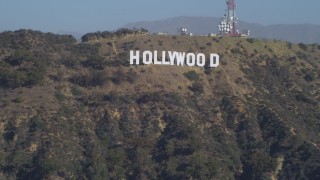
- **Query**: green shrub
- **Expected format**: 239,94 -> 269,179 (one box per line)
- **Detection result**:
56,105 -> 73,118
3,120 -> 16,142
0,51 -> 48,88
55,91 -> 65,102
12,97 -> 24,103
27,67 -> 47,85
186,152 -> 218,179
304,73 -> 314,82
189,82 -> 204,95
166,158 -> 178,176
184,70 -> 199,81
82,55 -> 105,70
112,69 -> 126,85
121,41 -> 135,51
230,48 -> 242,54
246,38 -> 255,43
71,86 -> 82,96
70,43 -> 100,56
4,49 -> 33,66
70,71 -> 107,87
33,154 -> 59,178
241,151 -> 277,179
106,147 -> 126,179
29,116 -> 46,132
104,91 -> 120,103
298,43 -> 308,51
295,93 -> 312,104
61,56 -> 80,68
126,69 -> 137,83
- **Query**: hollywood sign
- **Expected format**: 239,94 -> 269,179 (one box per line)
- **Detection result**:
130,50 -> 220,67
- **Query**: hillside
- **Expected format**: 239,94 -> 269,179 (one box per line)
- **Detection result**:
0,29 -> 320,180
123,16 -> 320,44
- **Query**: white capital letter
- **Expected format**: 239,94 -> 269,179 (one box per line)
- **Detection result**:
186,53 -> 196,66
162,51 -> 170,65
153,51 -> 162,65
143,51 -> 153,65
130,50 -> 140,65
197,53 -> 206,67
210,54 -> 220,68
176,52 -> 186,66
168,51 -> 177,65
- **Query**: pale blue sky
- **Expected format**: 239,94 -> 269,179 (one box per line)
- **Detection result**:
0,0 -> 319,33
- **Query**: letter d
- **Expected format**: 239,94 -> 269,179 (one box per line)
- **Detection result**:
210,54 -> 220,68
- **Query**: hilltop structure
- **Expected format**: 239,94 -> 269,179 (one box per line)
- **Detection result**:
218,0 -> 249,37
178,27 -> 193,36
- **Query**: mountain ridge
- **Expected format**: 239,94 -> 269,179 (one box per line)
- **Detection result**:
124,16 -> 320,44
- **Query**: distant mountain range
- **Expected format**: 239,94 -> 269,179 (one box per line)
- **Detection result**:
123,16 -> 320,44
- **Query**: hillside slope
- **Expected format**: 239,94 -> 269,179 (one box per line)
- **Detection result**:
0,29 -> 320,180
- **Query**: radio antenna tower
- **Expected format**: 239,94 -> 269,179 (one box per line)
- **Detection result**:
218,0 -> 249,37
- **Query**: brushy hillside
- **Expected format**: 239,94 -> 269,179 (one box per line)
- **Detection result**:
0,29 -> 320,180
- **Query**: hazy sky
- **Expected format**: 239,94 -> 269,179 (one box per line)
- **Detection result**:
1,0 -> 319,34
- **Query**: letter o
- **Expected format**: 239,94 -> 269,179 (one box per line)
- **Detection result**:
196,53 -> 206,67
186,53 -> 196,66
143,51 -> 153,65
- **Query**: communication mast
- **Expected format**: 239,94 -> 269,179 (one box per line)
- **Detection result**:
218,0 -> 249,37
